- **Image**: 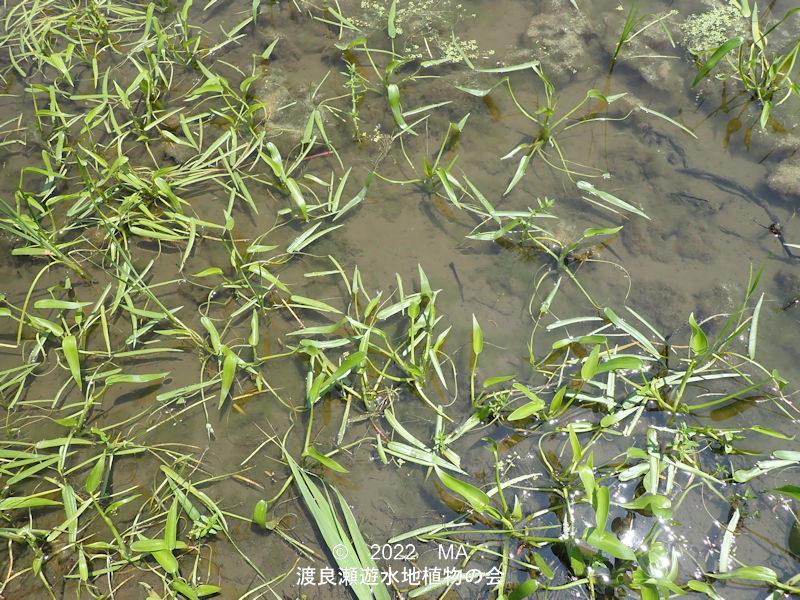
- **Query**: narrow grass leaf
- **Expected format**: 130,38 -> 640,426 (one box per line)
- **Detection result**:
503,152 -> 532,196
692,37 -> 744,87
165,497 -> 178,551
637,106 -> 697,138
62,335 -> 82,390
333,171 -> 373,221
333,487 -> 391,600
303,446 -> 349,473
105,373 -> 169,385
0,497 -> 61,510
290,295 -> 342,314
62,485 -> 78,543
748,292 -> 763,359
604,308 -> 661,359
285,454 -> 372,600
85,453 -> 106,494
718,507 -> 739,572
34,300 -> 92,310
769,485 -> 800,501
577,181 -> 649,219
288,224 -> 343,254
708,566 -> 777,583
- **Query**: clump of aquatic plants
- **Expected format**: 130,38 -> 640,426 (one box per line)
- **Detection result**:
690,2 -> 800,128
375,269 -> 800,600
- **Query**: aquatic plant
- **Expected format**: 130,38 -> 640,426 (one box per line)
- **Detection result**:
690,3 -> 800,128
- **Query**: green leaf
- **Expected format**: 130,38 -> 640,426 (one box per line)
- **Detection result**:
503,152 -> 532,196
285,177 -> 308,220
549,385 -> 567,417
603,308 -> 661,358
507,400 -> 544,421
171,579 -> 199,600
200,316 -> 221,355
585,528 -> 636,561
333,171 -> 373,222
287,223 -> 343,254
434,466 -> 491,513
303,446 -> 349,473
708,566 -> 777,583
774,449 -> 800,461
191,267 -> 224,278
195,585 -> 222,598
689,313 -> 708,355
595,356 -> 643,374
289,295 -> 342,314
687,580 -> 723,600
0,496 -> 61,511
219,348 -> 237,407
759,101 -> 771,130
578,464 -> 595,504
105,372 -> 169,385
62,334 -> 82,389
62,485 -> 78,543
253,499 -> 268,527
472,314 -> 483,356
322,351 -> 366,391
748,292 -> 763,358
483,374 -> 516,388
387,0 -> 397,38
637,105 -> 697,138
285,454 -> 380,600
131,538 -> 171,553
508,578 -> 539,600
34,300 -> 92,310
749,425 -> 793,440
85,453 -> 106,494
594,485 -> 610,532
576,180 -> 649,219
387,83 -> 408,130
719,507 -> 739,573
581,344 -> 601,381
769,484 -> 800,501
692,37 -> 744,87
507,384 -> 545,420
165,498 -> 178,551
620,494 -> 672,519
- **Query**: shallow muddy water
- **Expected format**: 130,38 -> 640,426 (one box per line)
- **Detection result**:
1,0 -> 800,598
